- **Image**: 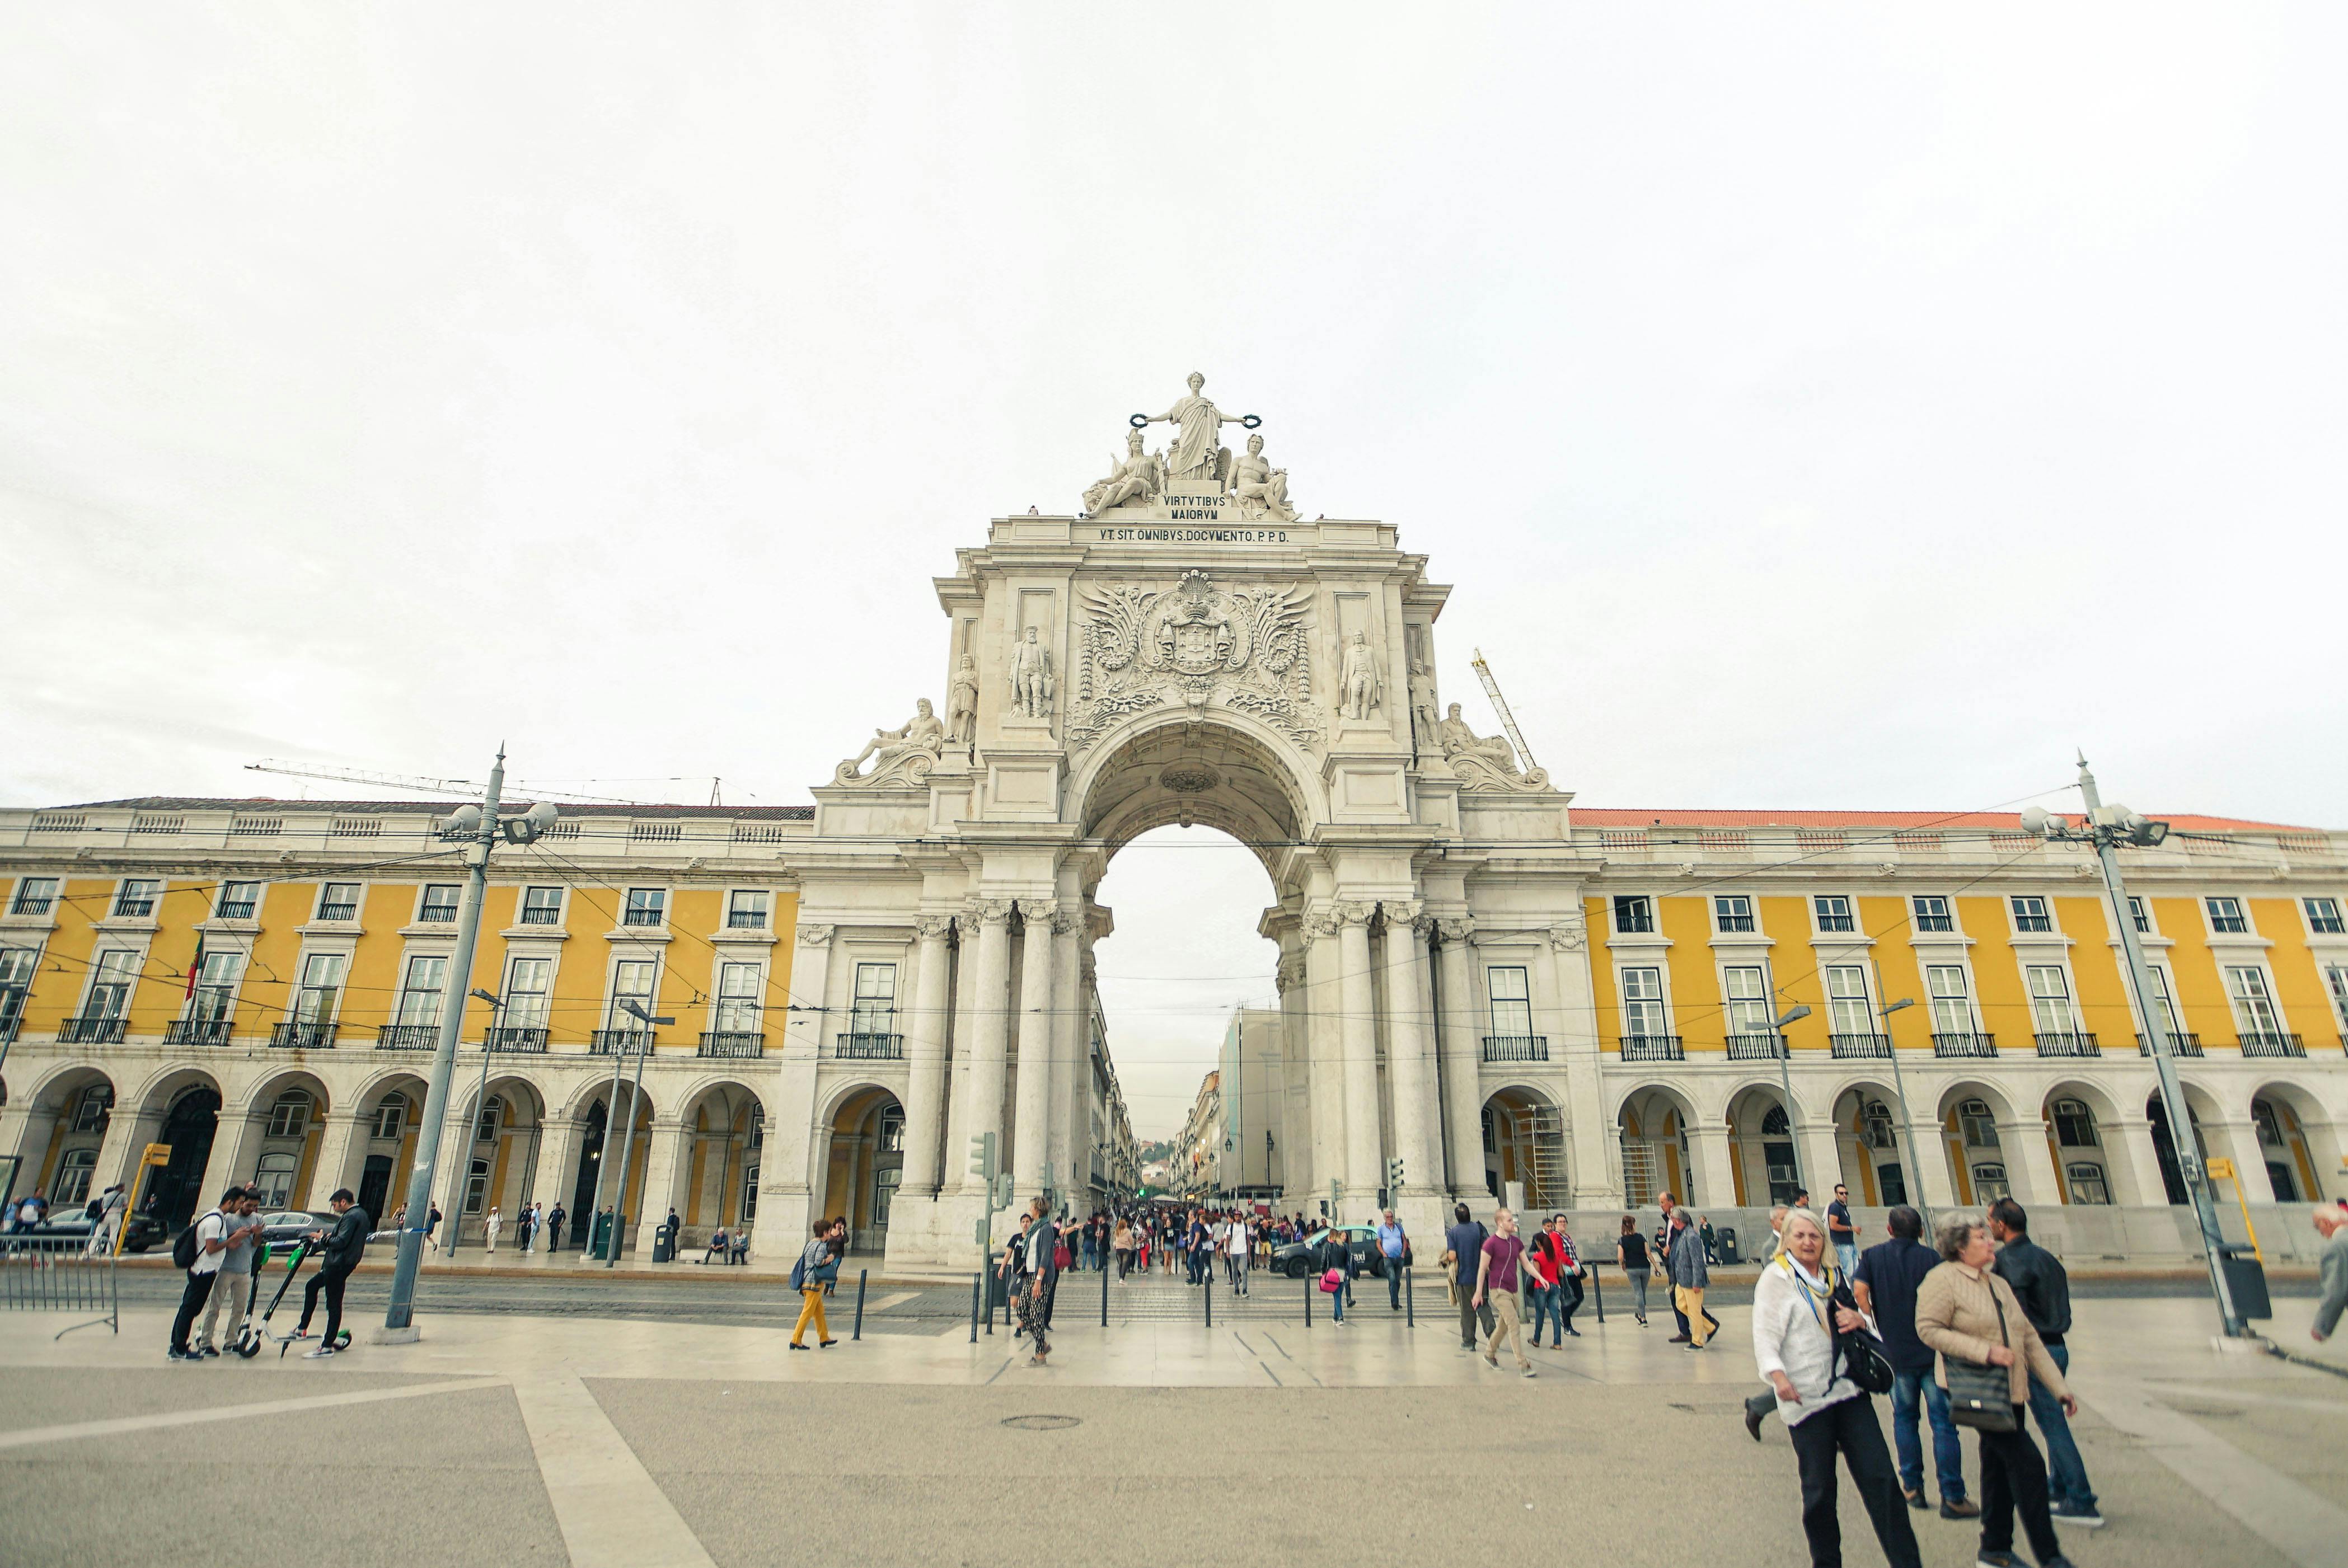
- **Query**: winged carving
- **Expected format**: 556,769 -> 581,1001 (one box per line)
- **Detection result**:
1067,571 -> 1319,755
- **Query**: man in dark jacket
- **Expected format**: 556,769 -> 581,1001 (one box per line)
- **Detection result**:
1853,1206 -> 1975,1518
1990,1198 -> 2101,1529
294,1189 -> 371,1358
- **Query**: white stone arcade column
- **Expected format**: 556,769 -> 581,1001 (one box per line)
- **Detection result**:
1905,1098 -> 1962,1209
1335,901 -> 1382,1205
1304,911 -> 1344,1203
1010,900 -> 1057,1196
308,1112 -> 365,1206
1047,905 -> 1083,1204
2106,1115 -> 2175,1207
961,900 -> 1014,1188
754,923 -> 836,1260
1379,903 -> 1440,1196
535,1115 -> 583,1213
1689,1119 -> 1737,1213
1273,941 -> 1310,1201
1545,916 -> 1615,1205
636,1118 -> 689,1242
1995,1116 -> 2063,1208
900,916 -> 954,1199
1436,917 -> 1483,1196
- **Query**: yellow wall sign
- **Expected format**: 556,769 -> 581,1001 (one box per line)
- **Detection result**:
2204,1157 -> 2235,1180
140,1143 -> 171,1167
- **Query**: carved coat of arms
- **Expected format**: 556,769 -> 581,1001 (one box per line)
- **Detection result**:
1068,570 -> 1317,754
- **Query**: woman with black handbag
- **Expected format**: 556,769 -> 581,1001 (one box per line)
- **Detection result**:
1751,1210 -> 1921,1568
1917,1215 -> 2077,1568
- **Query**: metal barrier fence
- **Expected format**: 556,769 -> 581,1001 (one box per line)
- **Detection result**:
1,1233 -> 119,1337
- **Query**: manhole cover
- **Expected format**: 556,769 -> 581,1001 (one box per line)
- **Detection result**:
1000,1415 -> 1082,1431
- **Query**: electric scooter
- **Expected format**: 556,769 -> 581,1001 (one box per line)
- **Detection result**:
232,1239 -> 348,1358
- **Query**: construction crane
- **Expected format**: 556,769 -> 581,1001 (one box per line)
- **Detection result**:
1469,647 -> 1540,773
244,759 -> 646,806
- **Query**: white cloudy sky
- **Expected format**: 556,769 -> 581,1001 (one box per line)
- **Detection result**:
4,7 -> 2342,1133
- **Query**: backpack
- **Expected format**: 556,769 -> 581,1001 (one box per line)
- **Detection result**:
789,1254 -> 807,1290
172,1213 -> 213,1270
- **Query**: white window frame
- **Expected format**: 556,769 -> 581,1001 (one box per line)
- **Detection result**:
11,877 -> 59,916
2127,896 -> 2154,935
1824,965 -> 1873,1034
2205,896 -> 2251,936
1611,895 -> 1655,936
265,1090 -> 312,1140
518,886 -> 565,926
1812,895 -> 1856,935
849,962 -> 899,1037
1720,964 -> 1773,1034
373,1093 -> 409,1141
1926,964 -> 1977,1037
2050,1097 -> 2099,1148
395,955 -> 449,1027
112,879 -> 161,918
726,889 -> 771,930
1713,894 -> 1756,935
1911,894 -> 1956,935
416,884 -> 462,924
622,888 -> 668,928
2009,895 -> 2054,935
2224,964 -> 2284,1037
2300,896 -> 2344,937
2065,1162 -> 2110,1206
2025,964 -> 2079,1036
1486,965 -> 1533,1039
1618,965 -> 1670,1039
714,961 -> 762,1032
315,882 -> 362,922
81,949 -> 139,1020
251,1152 -> 298,1208
608,958 -> 659,1030
215,880 -> 261,919
293,951 -> 348,1025
504,956 -> 554,1029
2142,962 -> 2183,1037
2324,963 -> 2348,1033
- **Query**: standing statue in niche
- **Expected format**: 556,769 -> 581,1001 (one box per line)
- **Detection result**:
1082,428 -> 1166,515
1142,372 -> 1247,482
946,654 -> 980,743
1408,657 -> 1441,752
1335,630 -> 1383,721
1437,702 -> 1520,773
1008,625 -> 1056,719
1227,432 -> 1296,522
837,699 -> 946,784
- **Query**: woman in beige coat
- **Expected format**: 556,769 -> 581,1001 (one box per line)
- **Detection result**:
1915,1215 -> 2078,1568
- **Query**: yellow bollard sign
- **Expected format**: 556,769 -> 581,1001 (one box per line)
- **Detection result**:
140,1143 -> 171,1168
115,1146 -> 172,1258
2201,1158 -> 2264,1263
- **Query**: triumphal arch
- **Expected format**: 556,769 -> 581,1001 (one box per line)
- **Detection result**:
778,375 -> 1596,1264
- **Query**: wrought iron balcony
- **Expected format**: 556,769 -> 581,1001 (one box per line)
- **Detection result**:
725,909 -> 768,929
1932,1032 -> 1998,1058
214,900 -> 257,920
1725,1032 -> 1787,1060
58,1015 -> 126,1045
2237,1031 -> 2305,1058
1830,1033 -> 1892,1058
316,902 -> 358,922
2033,1032 -> 2101,1058
164,1018 -> 232,1046
697,1030 -> 766,1058
590,1029 -> 654,1055
486,1026 -> 550,1053
835,1032 -> 904,1060
621,908 -> 664,928
1619,1035 -> 1684,1062
271,1021 -> 338,1049
2136,1032 -> 2204,1058
375,1024 -> 438,1050
0,1016 -> 20,1046
1481,1035 -> 1549,1062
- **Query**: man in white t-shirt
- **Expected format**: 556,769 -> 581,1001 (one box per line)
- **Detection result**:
168,1189 -> 240,1362
1226,1213 -> 1252,1295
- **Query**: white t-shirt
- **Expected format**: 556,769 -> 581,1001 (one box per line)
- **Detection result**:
189,1209 -> 228,1275
1227,1223 -> 1249,1257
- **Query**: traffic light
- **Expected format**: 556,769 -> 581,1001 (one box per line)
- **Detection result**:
968,1131 -> 997,1187
1385,1155 -> 1406,1191
994,1171 -> 1014,1209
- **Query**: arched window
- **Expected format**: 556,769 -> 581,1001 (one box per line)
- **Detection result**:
252,1152 -> 297,1206
878,1106 -> 905,1153
1861,1100 -> 1897,1151
2065,1162 -> 2110,1205
748,1106 -> 765,1150
1760,1105 -> 1789,1137
265,1090 -> 311,1139
373,1093 -> 408,1141
477,1095 -> 503,1144
1958,1099 -> 2000,1149
2252,1098 -> 2288,1147
1971,1162 -> 2009,1202
2051,1098 -> 2098,1148
72,1085 -> 113,1134
463,1156 -> 490,1214
55,1147 -> 97,1205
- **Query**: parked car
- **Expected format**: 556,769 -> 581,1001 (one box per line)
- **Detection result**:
17,1208 -> 166,1253
1271,1223 -> 1389,1280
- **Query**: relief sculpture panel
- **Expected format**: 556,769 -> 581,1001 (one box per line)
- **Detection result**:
1067,569 -> 1319,755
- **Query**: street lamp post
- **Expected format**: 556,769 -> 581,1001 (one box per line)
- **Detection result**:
599,999 -> 669,1269
1773,1004 -> 1812,1198
1876,998 -> 1931,1232
438,987 -> 504,1262
2022,755 -> 2245,1338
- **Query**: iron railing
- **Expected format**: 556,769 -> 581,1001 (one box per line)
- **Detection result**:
271,1021 -> 338,1049
1725,1032 -> 1787,1060
163,1018 -> 232,1046
1830,1033 -> 1892,1058
621,907 -> 664,928
2033,1032 -> 2101,1057
1933,1032 -> 1998,1058
697,1031 -> 766,1058
1619,1035 -> 1684,1062
486,1026 -> 550,1053
1,1234 -> 117,1336
1480,1035 -> 1549,1062
2136,1032 -> 2203,1058
57,1016 -> 126,1045
726,909 -> 768,929
213,900 -> 256,919
590,1029 -> 654,1055
376,1024 -> 438,1050
2237,1032 -> 2305,1058
835,1032 -> 904,1060
316,902 -> 358,922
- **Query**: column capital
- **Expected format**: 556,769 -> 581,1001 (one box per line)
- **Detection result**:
1437,915 -> 1476,944
913,914 -> 955,942
1380,897 -> 1424,927
1546,916 -> 1588,952
795,923 -> 836,948
968,898 -> 1016,927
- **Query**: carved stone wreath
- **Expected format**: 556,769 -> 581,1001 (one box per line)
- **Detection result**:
1157,764 -> 1220,794
1068,570 -> 1319,755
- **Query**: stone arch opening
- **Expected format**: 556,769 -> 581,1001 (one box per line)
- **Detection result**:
1724,1084 -> 1801,1208
352,1071 -> 429,1227
1829,1081 -> 1906,1208
1616,1086 -> 1696,1207
821,1085 -> 903,1252
21,1065 -> 116,1208
449,1076 -> 547,1243
674,1079 -> 765,1237
1480,1085 -> 1566,1210
1938,1081 -> 2019,1208
230,1069 -> 333,1210
2249,1080 -> 2338,1203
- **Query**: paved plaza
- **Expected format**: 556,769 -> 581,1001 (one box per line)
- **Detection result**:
1,1285 -> 2341,1568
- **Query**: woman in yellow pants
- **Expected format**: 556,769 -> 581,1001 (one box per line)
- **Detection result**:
789,1220 -> 838,1349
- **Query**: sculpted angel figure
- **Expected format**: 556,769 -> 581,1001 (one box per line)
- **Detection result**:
1083,429 -> 1165,514
946,654 -> 980,742
1142,372 -> 1245,481
1437,702 -> 1520,774
845,699 -> 946,777
1228,432 -> 1295,521
1335,630 -> 1382,720
1008,625 -> 1055,718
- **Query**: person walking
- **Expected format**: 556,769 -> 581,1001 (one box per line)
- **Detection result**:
1744,1205 -> 1796,1440
2313,1201 -> 2348,1342
84,1183 -> 128,1257
1827,1184 -> 1860,1278
1552,1217 -> 1585,1336
545,1202 -> 565,1254
1988,1199 -> 2101,1529
1375,1208 -> 1408,1311
1669,1208 -> 1717,1349
1918,1215 -> 2078,1568
483,1205 -> 503,1256
1525,1216 -> 1564,1348
1656,1192 -> 1691,1341
193,1188 -> 265,1357
1316,1222 -> 1354,1325
424,1203 -> 443,1254
1112,1216 -> 1135,1279
1752,1209 -> 1922,1568
1850,1206 -> 1975,1518
167,1189 -> 240,1361
1226,1210 -> 1250,1296
293,1189 -> 371,1358
1473,1207 -> 1535,1377
1442,1203 -> 1490,1353
1019,1198 -> 1059,1365
1616,1215 -> 1651,1326
788,1219 -> 839,1350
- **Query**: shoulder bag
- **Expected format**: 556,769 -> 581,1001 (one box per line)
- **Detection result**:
1944,1279 -> 2019,1433
1829,1274 -> 1895,1396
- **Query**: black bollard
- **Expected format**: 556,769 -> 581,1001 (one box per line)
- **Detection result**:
1405,1263 -> 1414,1327
970,1272 -> 980,1344
1203,1264 -> 1213,1328
1100,1250 -> 1110,1327
1304,1266 -> 1313,1326
852,1268 -> 868,1341
1589,1262 -> 1604,1325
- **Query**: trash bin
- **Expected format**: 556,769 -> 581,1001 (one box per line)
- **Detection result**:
652,1218 -> 677,1264
2215,1244 -> 2271,1321
1718,1228 -> 1741,1266
590,1211 -> 615,1261
987,1265 -> 1011,1310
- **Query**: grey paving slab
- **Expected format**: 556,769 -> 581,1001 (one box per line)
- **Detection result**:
0,1364 -> 450,1430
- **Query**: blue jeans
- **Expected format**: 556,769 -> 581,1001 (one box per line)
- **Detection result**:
1384,1254 -> 1405,1308
1890,1369 -> 1966,1503
1526,1282 -> 1562,1345
1329,1278 -> 1344,1321
1835,1241 -> 1859,1278
2027,1342 -> 2096,1511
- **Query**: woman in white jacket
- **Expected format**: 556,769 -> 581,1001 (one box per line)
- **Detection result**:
1752,1209 -> 1921,1568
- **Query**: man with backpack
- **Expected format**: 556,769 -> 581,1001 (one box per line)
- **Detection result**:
1441,1202 -> 1489,1353
292,1189 -> 371,1358
168,1188 -> 243,1361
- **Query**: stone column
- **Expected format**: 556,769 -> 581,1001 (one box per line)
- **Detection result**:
941,910 -> 979,1194
1303,909 -> 1344,1202
1274,945 -> 1310,1199
1011,900 -> 1057,1196
1798,1118 -> 1846,1205
2201,1118 -> 2274,1203
1546,913 -> 1614,1205
1996,1116 -> 2062,1207
5,1103 -> 59,1172
1906,1101 -> 1962,1209
753,923 -> 835,1260
963,900 -> 1015,1185
636,1118 -> 689,1245
308,1112 -> 365,1207
91,1104 -> 156,1195
535,1115 -> 583,1212
2106,1115 -> 2174,1207
1335,900 -> 1382,1204
1380,903 -> 1440,1195
200,1110 -> 261,1209
1048,904 -> 1083,1204
900,916 -> 955,1199
1689,1119 -> 1738,1213
1436,917 -> 1484,1195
